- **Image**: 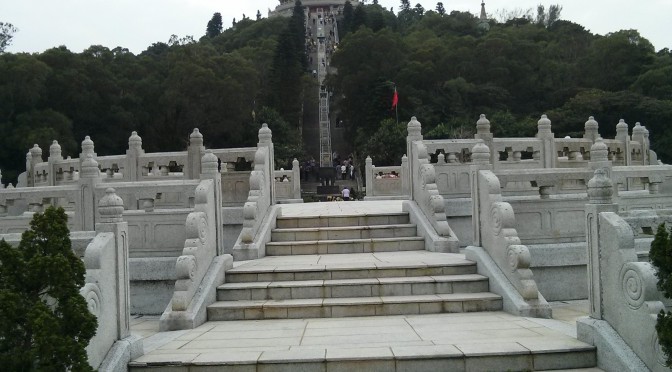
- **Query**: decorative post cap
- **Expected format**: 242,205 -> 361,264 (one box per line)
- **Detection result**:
476,114 -> 491,134
80,154 -> 100,178
128,131 -> 142,150
30,144 -> 43,159
49,140 -> 62,158
292,158 -> 299,167
258,123 -> 272,143
587,168 -> 613,204
537,114 -> 552,133
590,138 -> 609,162
585,116 -> 598,130
616,119 -> 628,130
407,116 -> 422,137
190,128 -> 203,141
201,150 -> 219,174
402,154 -> 408,162
98,188 -> 124,223
471,142 -> 491,164
366,156 -> 372,164
632,122 -> 645,136
81,136 -> 95,154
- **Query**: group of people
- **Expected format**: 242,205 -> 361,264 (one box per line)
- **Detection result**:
334,154 -> 356,181
326,186 -> 351,201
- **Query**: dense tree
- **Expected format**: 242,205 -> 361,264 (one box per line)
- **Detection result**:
0,206 -> 97,371
206,12 -> 223,38
436,2 -> 446,16
0,22 -> 17,53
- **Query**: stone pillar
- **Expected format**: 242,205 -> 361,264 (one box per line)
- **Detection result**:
535,114 -> 556,169
78,154 -> 101,231
186,129 -> 205,180
95,188 -> 130,340
469,142 -> 493,246
615,119 -> 631,166
401,154 -> 410,198
474,114 -> 495,166
365,156 -> 374,197
201,150 -> 225,255
406,117 -> 423,199
29,144 -> 43,187
588,138 -> 614,196
48,140 -> 63,186
292,158 -> 301,200
79,136 -> 97,162
257,123 -> 275,205
585,169 -> 618,319
126,131 -> 144,182
0,169 -> 4,189
583,116 -> 600,143
631,122 -> 647,165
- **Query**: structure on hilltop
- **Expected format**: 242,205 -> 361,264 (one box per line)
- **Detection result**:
270,0 -> 360,17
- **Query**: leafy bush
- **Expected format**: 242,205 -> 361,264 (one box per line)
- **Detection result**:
649,223 -> 672,366
0,206 -> 97,371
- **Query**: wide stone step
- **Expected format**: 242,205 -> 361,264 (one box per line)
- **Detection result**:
218,274 -> 489,301
226,261 -> 477,283
207,293 -> 503,321
276,212 -> 409,229
271,223 -> 418,242
266,237 -> 425,255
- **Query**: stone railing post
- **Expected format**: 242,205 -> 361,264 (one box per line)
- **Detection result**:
535,114 -> 556,169
95,188 -> 130,340
78,153 -> 102,231
257,123 -> 275,205
186,129 -> 205,180
469,142 -> 493,246
401,154 -> 410,197
29,144 -> 43,187
200,150 -> 225,255
406,117 -> 423,199
48,140 -> 63,186
615,119 -> 632,166
474,114 -> 495,166
631,122 -> 648,165
292,158 -> 301,199
584,169 -> 618,319
365,156 -> 373,197
583,116 -> 600,143
126,131 -> 144,181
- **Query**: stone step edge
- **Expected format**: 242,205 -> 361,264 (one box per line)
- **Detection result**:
227,261 -> 476,275
128,346 -> 596,369
209,292 -> 502,309
218,274 -> 489,291
277,212 -> 409,220
272,223 -> 417,233
266,236 -> 425,246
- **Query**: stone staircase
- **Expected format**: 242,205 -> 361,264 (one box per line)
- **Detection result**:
207,212 -> 503,321
131,205 -> 599,371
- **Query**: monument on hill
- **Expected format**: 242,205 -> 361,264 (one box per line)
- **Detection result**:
270,0 -> 361,17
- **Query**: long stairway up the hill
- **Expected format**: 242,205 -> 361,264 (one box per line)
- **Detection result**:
207,211 -> 503,321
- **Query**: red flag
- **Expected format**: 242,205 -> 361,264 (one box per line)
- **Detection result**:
391,87 -> 398,109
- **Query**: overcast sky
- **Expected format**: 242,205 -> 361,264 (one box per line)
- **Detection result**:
2,0 -> 670,54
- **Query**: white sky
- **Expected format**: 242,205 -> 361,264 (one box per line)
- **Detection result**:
2,0 -> 670,54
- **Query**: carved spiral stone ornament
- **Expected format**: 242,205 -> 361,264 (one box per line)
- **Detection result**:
507,245 -> 531,271
621,267 -> 645,310
491,204 -> 503,236
176,255 -> 196,280
81,283 -> 102,318
185,212 -> 208,243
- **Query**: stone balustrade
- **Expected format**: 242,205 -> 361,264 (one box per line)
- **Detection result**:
232,124 -> 277,261
20,129 -> 259,208
364,155 -> 410,200
466,142 -> 551,317
274,158 -> 302,203
579,169 -> 668,371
